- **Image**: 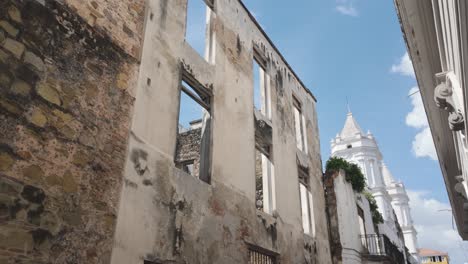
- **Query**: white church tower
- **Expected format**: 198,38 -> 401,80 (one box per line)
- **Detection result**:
331,112 -> 420,262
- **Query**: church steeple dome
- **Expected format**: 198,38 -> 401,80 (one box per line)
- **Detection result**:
382,163 -> 396,186
340,112 -> 364,139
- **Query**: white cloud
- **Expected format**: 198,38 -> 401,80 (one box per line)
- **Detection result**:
336,0 -> 359,17
391,52 -> 415,77
406,87 -> 428,129
412,127 -> 438,161
408,190 -> 468,263
405,86 -> 438,160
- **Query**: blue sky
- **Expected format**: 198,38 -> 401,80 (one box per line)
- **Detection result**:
185,0 -> 468,262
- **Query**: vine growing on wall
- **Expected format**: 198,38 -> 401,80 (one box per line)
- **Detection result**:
325,156 -> 384,224
363,191 -> 384,224
325,157 -> 366,193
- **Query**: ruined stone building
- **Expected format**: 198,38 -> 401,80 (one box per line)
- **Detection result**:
0,0 -> 332,263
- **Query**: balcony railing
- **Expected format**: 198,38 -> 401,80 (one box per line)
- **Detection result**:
360,234 -> 405,264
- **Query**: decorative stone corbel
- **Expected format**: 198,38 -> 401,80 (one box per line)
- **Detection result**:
434,72 -> 465,131
454,175 -> 468,200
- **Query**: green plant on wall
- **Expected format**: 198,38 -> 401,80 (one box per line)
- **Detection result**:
363,191 -> 384,224
325,156 -> 383,224
325,157 -> 365,193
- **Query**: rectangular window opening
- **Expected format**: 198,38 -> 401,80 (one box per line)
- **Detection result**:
293,96 -> 307,153
248,246 -> 277,264
175,76 -> 212,183
255,145 -> 275,214
185,0 -> 215,63
253,51 -> 271,118
144,261 -> 161,264
298,166 -> 315,236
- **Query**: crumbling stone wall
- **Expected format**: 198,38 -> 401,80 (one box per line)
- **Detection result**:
0,0 -> 142,263
175,128 -> 201,177
324,171 -> 344,264
111,0 -> 333,263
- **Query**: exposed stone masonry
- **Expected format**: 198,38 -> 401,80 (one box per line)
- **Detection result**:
175,128 -> 202,177
0,0 -> 142,263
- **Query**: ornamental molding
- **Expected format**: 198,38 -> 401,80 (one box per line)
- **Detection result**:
454,175 -> 468,201
434,71 -> 465,131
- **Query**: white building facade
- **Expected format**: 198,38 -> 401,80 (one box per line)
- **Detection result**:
331,112 -> 420,262
394,0 -> 468,241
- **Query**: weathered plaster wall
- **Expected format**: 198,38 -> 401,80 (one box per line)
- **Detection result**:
111,0 -> 331,263
325,170 -> 363,264
325,171 -> 377,264
0,0 -> 142,263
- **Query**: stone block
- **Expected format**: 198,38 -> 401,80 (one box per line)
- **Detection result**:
36,82 -> 61,106
45,175 -> 62,186
23,165 -> 45,182
0,20 -> 19,37
10,80 -> 31,96
2,38 -> 25,59
62,170 -> 78,193
0,228 -> 33,251
0,29 -> 4,44
0,49 -> 9,62
24,51 -> 45,72
52,109 -> 73,124
0,152 -> 14,171
0,72 -> 12,88
28,108 -> 48,127
0,176 -> 22,195
73,151 -> 91,167
0,98 -> 21,115
8,5 -> 22,24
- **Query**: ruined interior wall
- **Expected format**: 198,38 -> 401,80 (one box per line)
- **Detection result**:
111,0 -> 331,263
175,128 -> 201,176
0,0 -> 141,263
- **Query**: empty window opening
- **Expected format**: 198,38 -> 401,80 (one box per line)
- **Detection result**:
248,246 -> 277,264
144,261 -> 161,264
175,77 -> 212,183
253,51 -> 271,118
255,145 -> 275,214
293,96 -> 307,153
298,166 -> 315,236
185,0 -> 215,62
